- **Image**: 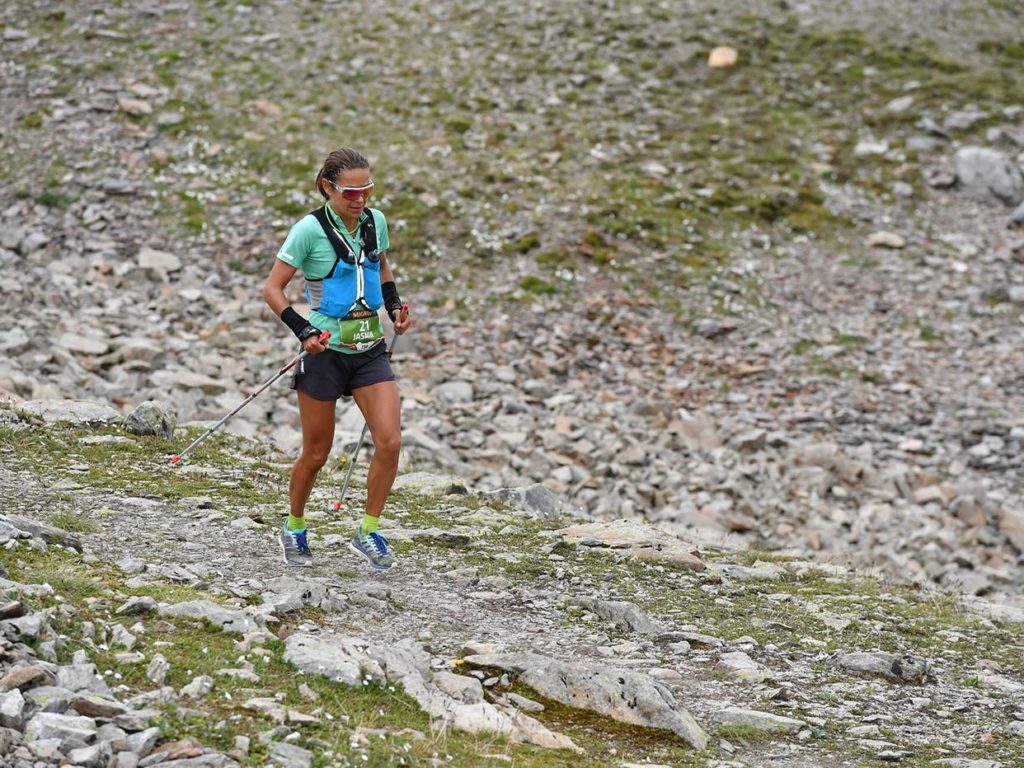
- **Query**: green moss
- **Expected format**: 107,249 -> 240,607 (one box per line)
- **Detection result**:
510,233 -> 541,253
35,191 -> 73,208
20,112 -> 43,129
978,39 -> 1024,64
715,724 -> 778,744
47,510 -> 97,533
519,275 -> 557,294
0,421 -> 288,509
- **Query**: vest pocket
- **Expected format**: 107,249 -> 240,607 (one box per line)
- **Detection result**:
318,262 -> 358,317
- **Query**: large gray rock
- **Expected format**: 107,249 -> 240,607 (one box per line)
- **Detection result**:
180,675 -> 214,699
430,671 -> 484,704
24,712 -> 98,749
463,652 -> 708,749
485,483 -> 567,520
56,663 -> 111,695
267,742 -> 313,768
573,597 -> 662,636
125,726 -> 161,757
157,600 -> 265,635
284,634 -> 577,751
123,401 -> 176,439
712,707 -> 806,733
2,611 -> 47,640
954,146 -> 1024,205
67,742 -> 114,768
0,688 -> 25,729
24,685 -> 73,713
434,380 -> 474,405
556,519 -> 704,570
391,472 -> 468,496
719,651 -> 772,683
16,399 -> 121,427
153,756 -> 240,768
137,247 -> 182,274
1011,200 -> 1024,227
0,514 -> 82,551
283,634 -> 365,686
836,652 -> 933,683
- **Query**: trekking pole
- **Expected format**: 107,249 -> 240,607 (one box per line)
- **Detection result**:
170,330 -> 331,465
337,313 -> 407,505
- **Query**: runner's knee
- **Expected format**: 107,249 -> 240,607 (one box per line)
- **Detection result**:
300,443 -> 332,468
373,431 -> 401,460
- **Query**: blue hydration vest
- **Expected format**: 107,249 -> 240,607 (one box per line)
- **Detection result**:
306,206 -> 382,318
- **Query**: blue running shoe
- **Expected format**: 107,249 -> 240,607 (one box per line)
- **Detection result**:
349,526 -> 397,570
280,523 -> 313,567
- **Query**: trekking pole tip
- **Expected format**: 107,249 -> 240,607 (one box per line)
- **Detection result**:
170,454 -> 181,465
331,500 -> 341,511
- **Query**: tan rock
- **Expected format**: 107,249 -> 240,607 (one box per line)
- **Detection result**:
997,507 -> 1024,552
867,231 -> 906,249
0,665 -> 52,692
151,740 -> 204,760
245,99 -> 281,117
557,519 -> 704,571
708,46 -> 738,68
117,97 -> 152,116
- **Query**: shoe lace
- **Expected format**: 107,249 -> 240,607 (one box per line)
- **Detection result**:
366,531 -> 391,558
293,529 -> 311,555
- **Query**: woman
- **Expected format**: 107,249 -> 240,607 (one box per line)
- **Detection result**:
263,148 -> 412,569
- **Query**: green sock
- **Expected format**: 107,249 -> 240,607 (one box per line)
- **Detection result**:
287,514 -> 306,532
361,514 -> 380,535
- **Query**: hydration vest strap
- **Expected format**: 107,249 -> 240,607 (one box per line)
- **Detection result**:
309,206 -> 379,279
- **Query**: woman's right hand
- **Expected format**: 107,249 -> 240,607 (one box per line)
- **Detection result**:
303,332 -> 329,354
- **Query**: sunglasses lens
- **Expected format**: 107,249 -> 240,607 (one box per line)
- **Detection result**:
339,183 -> 374,200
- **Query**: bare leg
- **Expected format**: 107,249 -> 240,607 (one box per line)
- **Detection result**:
290,389 -> 337,520
351,380 -> 401,519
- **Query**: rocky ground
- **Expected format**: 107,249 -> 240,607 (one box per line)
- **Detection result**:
1,0 -> 1024,763
0,405 -> 1023,767
3,0 -> 1024,599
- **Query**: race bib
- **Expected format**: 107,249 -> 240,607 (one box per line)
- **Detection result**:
338,310 -> 383,350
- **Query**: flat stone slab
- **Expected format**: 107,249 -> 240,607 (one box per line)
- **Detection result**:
157,600 -> 265,636
836,652 -> 933,683
0,515 -> 82,551
713,707 -> 806,733
556,519 -> 704,570
391,472 -> 468,496
283,634 -> 370,687
16,400 -> 121,426
574,597 -> 662,636
463,651 -> 707,749
285,634 -> 578,751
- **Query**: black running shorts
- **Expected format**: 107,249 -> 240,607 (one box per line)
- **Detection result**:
291,341 -> 395,400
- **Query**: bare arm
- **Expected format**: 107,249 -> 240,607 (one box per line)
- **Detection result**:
263,259 -> 298,317
264,259 -> 328,353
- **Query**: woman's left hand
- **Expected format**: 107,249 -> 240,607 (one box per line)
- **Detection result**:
393,304 -> 412,335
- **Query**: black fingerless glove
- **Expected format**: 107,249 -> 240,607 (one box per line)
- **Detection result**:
280,306 -> 320,342
382,281 -> 404,322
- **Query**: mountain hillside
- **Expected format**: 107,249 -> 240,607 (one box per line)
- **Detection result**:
2,0 -> 1024,765
1,405 -> 1023,767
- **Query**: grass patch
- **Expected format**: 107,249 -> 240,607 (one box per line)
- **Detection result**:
519,275 -> 558,295
47,509 -> 97,534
